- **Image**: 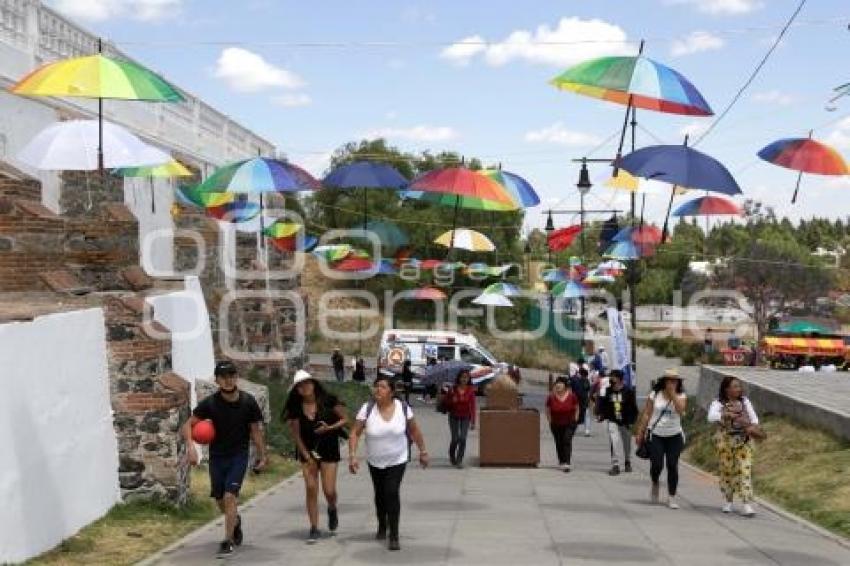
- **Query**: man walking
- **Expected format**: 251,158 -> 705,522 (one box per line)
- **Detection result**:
600,369 -> 638,475
331,348 -> 345,382
183,361 -> 267,557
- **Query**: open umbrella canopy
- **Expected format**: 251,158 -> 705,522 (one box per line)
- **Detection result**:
614,225 -> 663,245
355,220 -> 409,251
176,184 -> 233,208
403,190 -> 517,211
550,54 -> 713,116
604,239 -> 647,260
196,157 -> 320,194
482,282 -> 522,296
542,268 -> 570,283
619,144 -> 741,195
409,167 -> 515,205
673,196 -> 742,217
418,360 -> 474,388
584,269 -> 617,285
17,120 -> 169,170
481,169 -> 541,207
548,225 -> 583,252
323,161 -> 408,189
269,234 -> 318,253
758,137 -> 849,176
332,257 -> 375,272
552,280 -> 587,299
263,221 -> 302,238
114,159 -> 192,178
10,54 -> 185,101
206,200 -> 261,223
312,244 -> 354,262
473,293 -> 514,307
434,229 -> 495,252
406,287 -> 448,301
598,259 -> 627,273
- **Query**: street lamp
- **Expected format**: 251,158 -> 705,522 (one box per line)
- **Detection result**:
576,159 -> 592,350
544,211 -> 555,314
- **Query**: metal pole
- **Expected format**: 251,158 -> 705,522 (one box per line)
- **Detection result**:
629,105 -> 638,372
579,188 -> 586,348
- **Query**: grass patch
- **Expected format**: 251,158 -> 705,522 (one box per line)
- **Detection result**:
27,454 -> 300,566
683,404 -> 850,539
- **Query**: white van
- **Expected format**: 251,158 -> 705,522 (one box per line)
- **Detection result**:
377,329 -> 506,389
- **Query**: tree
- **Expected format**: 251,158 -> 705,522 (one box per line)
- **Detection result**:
713,237 -> 833,360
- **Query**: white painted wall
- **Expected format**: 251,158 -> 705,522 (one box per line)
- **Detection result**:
125,176 -> 176,275
0,308 -> 120,564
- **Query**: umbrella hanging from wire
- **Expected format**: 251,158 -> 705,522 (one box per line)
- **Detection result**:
482,282 -> 522,296
115,159 -> 192,213
473,293 -> 514,307
323,160 -> 408,226
673,196 -> 742,217
757,132 -> 850,203
176,184 -> 233,208
619,136 -> 741,241
10,41 -> 184,178
206,200 -> 262,223
548,225 -> 583,252
434,229 -> 495,252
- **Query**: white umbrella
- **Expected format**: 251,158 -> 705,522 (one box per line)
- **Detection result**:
17,120 -> 169,170
472,293 -> 513,307
434,228 -> 495,252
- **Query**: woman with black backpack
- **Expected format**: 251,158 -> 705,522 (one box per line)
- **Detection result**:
349,375 -> 429,551
283,370 -> 349,544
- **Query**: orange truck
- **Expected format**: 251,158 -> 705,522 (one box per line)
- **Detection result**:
760,334 -> 847,369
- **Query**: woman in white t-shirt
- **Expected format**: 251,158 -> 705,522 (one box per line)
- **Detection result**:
348,375 -> 429,552
635,368 -> 688,509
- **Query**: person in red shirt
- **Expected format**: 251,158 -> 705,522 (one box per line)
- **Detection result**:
445,369 -> 477,469
546,377 -> 581,472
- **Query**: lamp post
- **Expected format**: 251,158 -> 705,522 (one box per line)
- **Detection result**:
544,211 -> 555,316
576,159 -> 593,348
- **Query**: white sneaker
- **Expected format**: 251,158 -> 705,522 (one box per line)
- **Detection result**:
741,503 -> 755,517
722,502 -> 733,514
584,430 -> 591,437
668,496 -> 680,510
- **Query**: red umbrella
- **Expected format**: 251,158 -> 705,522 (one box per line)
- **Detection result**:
419,259 -> 445,270
758,133 -> 850,203
673,195 -> 742,217
409,168 -> 513,204
408,286 -> 447,300
333,257 -> 375,272
548,225 -> 582,252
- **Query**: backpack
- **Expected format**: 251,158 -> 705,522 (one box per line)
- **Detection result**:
364,397 -> 414,460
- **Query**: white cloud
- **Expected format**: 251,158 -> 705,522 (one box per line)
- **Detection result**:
440,35 -> 487,67
272,93 -> 312,107
440,18 -> 632,68
524,122 -> 602,146
50,0 -> 182,22
670,0 -> 763,15
214,47 -> 305,93
826,117 -> 850,150
751,90 -> 794,106
679,121 -> 709,139
363,125 -> 458,142
670,31 -> 724,57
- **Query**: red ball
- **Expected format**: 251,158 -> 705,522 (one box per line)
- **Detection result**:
192,419 -> 216,445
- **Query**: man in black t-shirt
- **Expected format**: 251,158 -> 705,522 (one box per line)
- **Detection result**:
183,361 -> 266,557
600,369 -> 638,476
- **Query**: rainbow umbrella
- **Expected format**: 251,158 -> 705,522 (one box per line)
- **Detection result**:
552,280 -> 587,299
403,190 -> 517,211
269,234 -> 318,253
481,169 -> 541,207
434,229 -> 495,252
542,268 -> 569,283
312,244 -> 353,263
115,159 -> 193,213
263,221 -> 302,238
206,200 -> 261,223
176,184 -> 233,208
584,270 -> 617,285
757,133 -> 850,203
603,239 -> 655,260
482,282 -> 521,297
613,225 -> 663,245
673,196 -> 742,217
10,46 -> 184,173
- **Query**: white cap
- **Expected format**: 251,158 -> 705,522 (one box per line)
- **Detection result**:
292,369 -> 313,387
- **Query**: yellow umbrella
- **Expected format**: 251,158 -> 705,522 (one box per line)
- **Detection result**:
115,159 -> 194,213
434,229 -> 495,252
605,170 -> 688,194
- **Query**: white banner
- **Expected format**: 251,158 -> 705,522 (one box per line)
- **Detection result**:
607,307 -> 632,375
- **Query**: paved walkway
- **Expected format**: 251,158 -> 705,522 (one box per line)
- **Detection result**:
150,381 -> 849,566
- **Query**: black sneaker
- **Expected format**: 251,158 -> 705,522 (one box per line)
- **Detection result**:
233,515 -> 243,546
608,465 -> 621,476
388,536 -> 401,551
307,526 -> 320,545
624,461 -> 633,473
217,540 -> 234,558
328,507 -> 338,533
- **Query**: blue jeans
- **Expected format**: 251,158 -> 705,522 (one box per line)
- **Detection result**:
449,416 -> 471,465
334,367 -> 345,382
209,451 -> 250,499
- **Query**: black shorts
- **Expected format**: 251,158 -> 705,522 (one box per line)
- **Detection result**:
209,451 -> 250,499
296,436 -> 341,464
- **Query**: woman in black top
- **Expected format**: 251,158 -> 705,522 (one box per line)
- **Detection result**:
353,357 -> 366,383
283,370 -> 348,543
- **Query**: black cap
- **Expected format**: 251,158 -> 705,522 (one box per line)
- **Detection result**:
214,360 -> 238,376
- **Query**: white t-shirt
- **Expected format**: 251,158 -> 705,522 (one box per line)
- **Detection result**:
648,391 -> 686,437
356,399 -> 413,469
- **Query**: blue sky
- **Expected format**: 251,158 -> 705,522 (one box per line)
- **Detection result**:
49,0 -> 850,231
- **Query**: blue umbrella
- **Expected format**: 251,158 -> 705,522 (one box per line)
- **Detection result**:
418,360 -> 473,388
323,161 -> 408,225
603,240 -> 641,260
355,220 -> 409,253
377,259 -> 398,275
619,138 -> 742,240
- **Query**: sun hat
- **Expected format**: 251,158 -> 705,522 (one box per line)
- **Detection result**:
661,368 -> 682,380
292,369 -> 314,387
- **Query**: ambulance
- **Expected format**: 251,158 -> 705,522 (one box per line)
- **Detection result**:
377,329 -> 506,390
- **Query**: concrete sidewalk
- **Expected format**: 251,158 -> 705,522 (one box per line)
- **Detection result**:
150,385 -> 850,566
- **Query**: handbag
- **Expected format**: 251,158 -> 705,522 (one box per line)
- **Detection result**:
635,399 -> 672,460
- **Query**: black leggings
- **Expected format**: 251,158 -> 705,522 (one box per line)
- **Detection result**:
550,423 -> 577,465
649,433 -> 684,496
368,463 -> 406,538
